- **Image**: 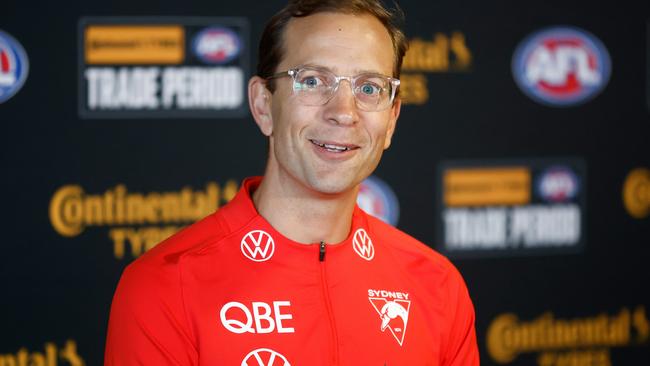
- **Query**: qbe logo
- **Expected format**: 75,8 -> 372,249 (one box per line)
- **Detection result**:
241,348 -> 290,366
512,26 -> 611,107
357,175 -> 400,226
220,301 -> 294,334
241,230 -> 275,262
78,17 -> 249,119
0,30 -> 29,104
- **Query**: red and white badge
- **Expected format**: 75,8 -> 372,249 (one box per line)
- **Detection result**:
241,348 -> 290,366
352,228 -> 375,261
368,289 -> 411,346
241,230 -> 275,262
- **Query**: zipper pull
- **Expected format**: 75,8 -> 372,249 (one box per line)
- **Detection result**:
319,241 -> 326,261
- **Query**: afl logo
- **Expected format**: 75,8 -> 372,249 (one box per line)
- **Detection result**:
357,175 -> 400,226
192,27 -> 241,64
0,30 -> 29,104
536,166 -> 579,202
512,26 -> 611,106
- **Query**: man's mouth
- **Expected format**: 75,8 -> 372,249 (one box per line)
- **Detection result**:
309,139 -> 359,153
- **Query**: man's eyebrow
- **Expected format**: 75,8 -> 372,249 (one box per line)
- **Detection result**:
299,63 -> 331,71
298,63 -> 388,75
355,69 -> 388,76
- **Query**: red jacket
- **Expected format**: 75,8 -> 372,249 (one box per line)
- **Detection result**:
105,177 -> 479,365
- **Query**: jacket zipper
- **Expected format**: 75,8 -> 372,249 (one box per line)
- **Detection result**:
319,241 -> 339,365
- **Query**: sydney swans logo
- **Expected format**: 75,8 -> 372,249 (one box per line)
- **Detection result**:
241,348 -> 290,366
241,230 -> 275,262
369,290 -> 411,346
353,228 -> 375,261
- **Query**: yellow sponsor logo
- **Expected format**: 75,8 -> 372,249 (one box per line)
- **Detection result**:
402,32 -> 472,72
399,32 -> 472,105
85,25 -> 184,64
49,181 -> 238,259
444,167 -> 531,206
622,167 -> 650,219
398,73 -> 428,105
487,306 -> 649,365
0,340 -> 84,366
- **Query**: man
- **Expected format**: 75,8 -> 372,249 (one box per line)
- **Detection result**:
104,0 -> 479,365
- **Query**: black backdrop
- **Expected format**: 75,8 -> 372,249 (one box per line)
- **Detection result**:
2,0 -> 649,365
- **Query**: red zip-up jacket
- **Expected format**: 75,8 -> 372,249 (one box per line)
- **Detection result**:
104,177 -> 479,366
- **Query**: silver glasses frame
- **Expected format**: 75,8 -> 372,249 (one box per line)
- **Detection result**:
267,66 -> 401,111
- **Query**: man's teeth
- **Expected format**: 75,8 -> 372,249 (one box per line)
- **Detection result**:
324,143 -> 349,152
312,140 -> 350,152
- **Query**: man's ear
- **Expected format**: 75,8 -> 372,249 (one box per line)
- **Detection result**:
383,97 -> 401,149
248,76 -> 273,136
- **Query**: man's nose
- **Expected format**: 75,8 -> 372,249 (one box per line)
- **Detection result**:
323,79 -> 359,126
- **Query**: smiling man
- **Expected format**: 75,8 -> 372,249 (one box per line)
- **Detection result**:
104,1 -> 479,365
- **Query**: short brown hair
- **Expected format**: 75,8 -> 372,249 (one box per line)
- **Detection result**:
257,0 -> 408,92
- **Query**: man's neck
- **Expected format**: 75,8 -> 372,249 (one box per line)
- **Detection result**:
252,173 -> 359,245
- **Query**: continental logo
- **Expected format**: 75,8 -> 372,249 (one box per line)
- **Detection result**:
0,340 -> 84,366
622,167 -> 650,219
49,180 -> 238,259
444,167 -> 531,206
399,32 -> 472,105
84,25 -> 184,64
487,306 -> 649,366
403,32 -> 472,72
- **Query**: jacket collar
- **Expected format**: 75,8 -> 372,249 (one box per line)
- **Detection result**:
220,176 -> 370,247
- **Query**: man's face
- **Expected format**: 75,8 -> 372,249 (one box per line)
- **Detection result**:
262,12 -> 400,195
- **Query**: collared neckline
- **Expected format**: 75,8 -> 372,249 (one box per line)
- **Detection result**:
220,176 -> 370,249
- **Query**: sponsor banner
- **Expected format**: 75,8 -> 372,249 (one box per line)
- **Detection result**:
486,306 -> 650,366
622,167 -> 650,219
0,29 -> 29,103
357,175 -> 400,226
399,32 -> 472,105
48,180 -> 238,259
78,17 -> 249,119
0,340 -> 85,366
512,26 -> 611,107
435,158 -> 586,258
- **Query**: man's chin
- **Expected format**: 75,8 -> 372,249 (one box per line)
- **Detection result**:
305,175 -> 363,197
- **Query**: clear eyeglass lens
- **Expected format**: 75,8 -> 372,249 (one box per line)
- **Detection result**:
354,75 -> 389,107
292,68 -> 393,111
293,69 -> 334,92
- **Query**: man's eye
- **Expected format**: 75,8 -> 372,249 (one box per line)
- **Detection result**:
301,76 -> 322,88
359,83 -> 381,95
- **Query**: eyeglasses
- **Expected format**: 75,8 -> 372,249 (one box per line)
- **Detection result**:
267,66 -> 400,112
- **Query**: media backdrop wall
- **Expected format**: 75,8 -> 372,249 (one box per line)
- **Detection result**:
2,0 -> 649,365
